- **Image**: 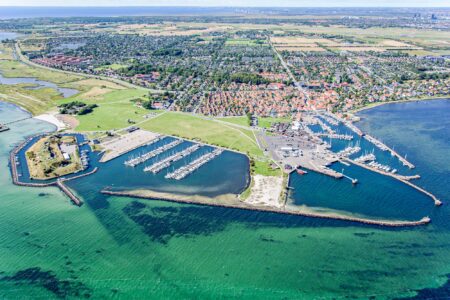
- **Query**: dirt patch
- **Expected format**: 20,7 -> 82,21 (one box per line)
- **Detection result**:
73,79 -> 125,90
57,114 -> 79,129
80,86 -> 113,98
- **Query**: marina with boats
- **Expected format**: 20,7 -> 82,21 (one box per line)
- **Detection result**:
165,148 -> 223,180
3,98 -> 444,227
144,144 -> 201,174
124,138 -> 182,167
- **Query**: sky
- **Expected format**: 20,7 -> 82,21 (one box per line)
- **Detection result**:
0,0 -> 448,7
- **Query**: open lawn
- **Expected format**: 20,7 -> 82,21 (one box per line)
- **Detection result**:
72,100 -> 153,131
60,84 -> 143,104
140,112 -> 264,158
94,63 -> 128,71
251,159 -> 282,177
216,116 -> 249,127
216,116 -> 291,129
258,117 -> 291,129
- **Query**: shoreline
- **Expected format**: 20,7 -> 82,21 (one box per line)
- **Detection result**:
101,188 -> 431,227
33,113 -> 66,131
350,97 -> 449,114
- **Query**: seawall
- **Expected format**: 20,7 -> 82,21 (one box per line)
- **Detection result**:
101,189 -> 431,228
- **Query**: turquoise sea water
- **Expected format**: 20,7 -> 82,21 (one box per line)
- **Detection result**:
0,99 -> 450,299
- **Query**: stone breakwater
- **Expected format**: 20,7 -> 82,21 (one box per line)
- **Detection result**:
8,134 -> 97,206
101,189 -> 431,228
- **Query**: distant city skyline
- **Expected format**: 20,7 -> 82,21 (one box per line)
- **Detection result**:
1,0 -> 449,7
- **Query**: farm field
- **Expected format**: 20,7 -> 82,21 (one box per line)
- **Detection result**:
116,22 -> 233,36
271,34 -> 422,53
225,38 -> 265,46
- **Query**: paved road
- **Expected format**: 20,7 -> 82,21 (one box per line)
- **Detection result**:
269,39 -> 310,102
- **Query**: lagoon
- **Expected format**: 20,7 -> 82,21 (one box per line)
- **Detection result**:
0,72 -> 79,98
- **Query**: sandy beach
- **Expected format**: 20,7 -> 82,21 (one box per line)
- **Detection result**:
33,113 -> 66,130
245,175 -> 283,208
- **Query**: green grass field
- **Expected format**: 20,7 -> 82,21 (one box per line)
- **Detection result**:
94,63 -> 128,71
225,38 -> 266,46
140,112 -> 264,158
251,160 -> 282,176
216,116 -> 249,126
59,88 -> 146,105
74,101 -> 151,131
216,116 -> 291,129
258,117 -> 291,129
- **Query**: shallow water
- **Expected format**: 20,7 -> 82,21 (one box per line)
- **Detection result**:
1,100 -> 450,299
0,31 -> 19,41
0,72 -> 79,98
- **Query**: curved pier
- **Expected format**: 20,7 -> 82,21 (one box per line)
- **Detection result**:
346,158 -> 441,206
101,189 -> 431,228
398,178 -> 442,206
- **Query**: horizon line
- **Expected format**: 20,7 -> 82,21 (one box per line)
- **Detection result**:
0,5 -> 449,8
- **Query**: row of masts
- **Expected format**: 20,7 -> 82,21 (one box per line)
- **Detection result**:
143,144 -> 201,174
165,149 -> 223,180
124,138 -> 182,167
